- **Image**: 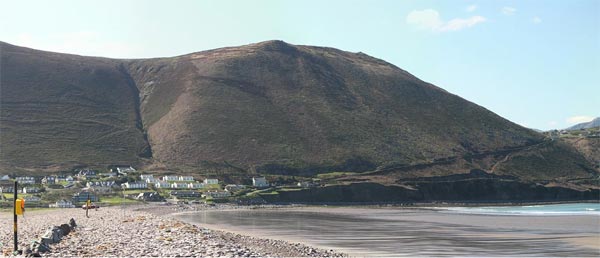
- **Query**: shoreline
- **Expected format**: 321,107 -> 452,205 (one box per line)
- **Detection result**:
0,202 -> 597,256
0,204 -> 344,257
169,203 -> 600,256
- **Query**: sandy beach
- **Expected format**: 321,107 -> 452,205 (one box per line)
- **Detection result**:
174,206 -> 600,257
0,204 -> 342,257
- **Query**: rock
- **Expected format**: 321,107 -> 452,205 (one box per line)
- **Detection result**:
51,226 -> 63,242
69,218 -> 77,228
59,224 -> 71,236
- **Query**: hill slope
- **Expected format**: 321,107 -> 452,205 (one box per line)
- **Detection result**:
1,41 -> 597,189
567,117 -> 600,130
125,41 -> 545,174
0,42 -> 150,170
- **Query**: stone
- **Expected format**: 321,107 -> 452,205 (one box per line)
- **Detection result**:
51,226 -> 63,242
60,224 -> 71,236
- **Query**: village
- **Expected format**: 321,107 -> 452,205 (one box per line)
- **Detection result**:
0,166 -> 322,210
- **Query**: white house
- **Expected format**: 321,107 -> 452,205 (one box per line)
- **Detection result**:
171,182 -> 188,189
16,176 -> 35,185
140,174 -> 154,181
162,175 -> 179,181
121,181 -> 148,189
179,176 -> 195,181
202,191 -> 231,199
23,187 -> 41,193
49,199 -> 75,208
187,182 -> 204,189
117,166 -> 136,174
203,178 -> 219,185
86,181 -> 115,193
0,175 -> 11,181
154,181 -> 171,189
252,177 -> 269,188
145,177 -> 157,184
24,196 -> 41,202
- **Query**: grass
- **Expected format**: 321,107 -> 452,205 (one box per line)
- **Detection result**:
316,171 -> 358,180
99,196 -> 140,205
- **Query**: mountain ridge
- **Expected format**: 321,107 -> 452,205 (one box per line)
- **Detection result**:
1,41 -> 597,192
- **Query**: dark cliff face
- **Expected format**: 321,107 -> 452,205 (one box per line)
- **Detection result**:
0,41 -> 597,197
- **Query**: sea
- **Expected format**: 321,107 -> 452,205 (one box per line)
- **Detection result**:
176,203 -> 600,256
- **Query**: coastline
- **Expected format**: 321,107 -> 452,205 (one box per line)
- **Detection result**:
169,203 -> 600,257
1,202 -> 597,256
0,204 -> 343,257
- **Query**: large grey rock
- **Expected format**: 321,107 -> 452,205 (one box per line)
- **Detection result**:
59,224 -> 71,236
51,226 -> 62,242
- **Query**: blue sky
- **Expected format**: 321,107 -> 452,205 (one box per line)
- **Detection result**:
1,0 -> 598,130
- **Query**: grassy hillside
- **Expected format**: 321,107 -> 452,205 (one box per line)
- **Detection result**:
0,42 -> 150,171
1,40 -> 597,190
126,40 -> 544,174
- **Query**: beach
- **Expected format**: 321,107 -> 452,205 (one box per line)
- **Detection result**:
175,205 -> 600,257
0,204 -> 342,257
1,203 -> 598,257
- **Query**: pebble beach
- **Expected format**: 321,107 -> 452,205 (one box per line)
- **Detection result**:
0,204 -> 344,257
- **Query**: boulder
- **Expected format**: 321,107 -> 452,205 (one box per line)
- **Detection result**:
59,224 -> 71,236
51,226 -> 62,242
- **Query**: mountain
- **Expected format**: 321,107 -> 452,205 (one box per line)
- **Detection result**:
1,41 -> 598,199
567,117 -> 600,130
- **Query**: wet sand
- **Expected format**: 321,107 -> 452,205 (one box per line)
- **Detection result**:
175,206 -> 600,256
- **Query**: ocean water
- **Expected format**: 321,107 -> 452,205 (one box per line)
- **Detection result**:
176,204 -> 600,256
440,203 -> 600,216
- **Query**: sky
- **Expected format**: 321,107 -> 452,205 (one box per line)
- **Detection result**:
0,0 -> 598,130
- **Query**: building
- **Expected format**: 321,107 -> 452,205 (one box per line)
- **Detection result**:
171,182 -> 188,189
252,177 -> 269,188
145,177 -> 158,184
154,181 -> 171,189
99,172 -> 118,178
86,181 -> 115,193
202,191 -> 231,199
23,187 -> 41,193
140,174 -> 154,181
24,196 -> 41,202
170,191 -> 201,198
78,169 -> 97,179
297,181 -> 318,188
0,186 -> 14,193
162,175 -> 179,181
116,166 -> 136,174
225,184 -> 246,192
50,200 -> 75,208
121,181 -> 148,189
203,178 -> 219,185
0,175 -> 11,181
72,192 -> 99,203
41,176 -> 56,185
179,176 -> 194,181
187,182 -> 204,189
15,176 -> 35,185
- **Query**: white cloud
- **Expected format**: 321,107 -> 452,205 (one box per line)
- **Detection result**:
502,6 -> 517,16
406,9 -> 486,32
566,115 -> 594,124
441,16 -> 486,31
548,121 -> 558,127
532,16 -> 542,24
466,5 -> 477,12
